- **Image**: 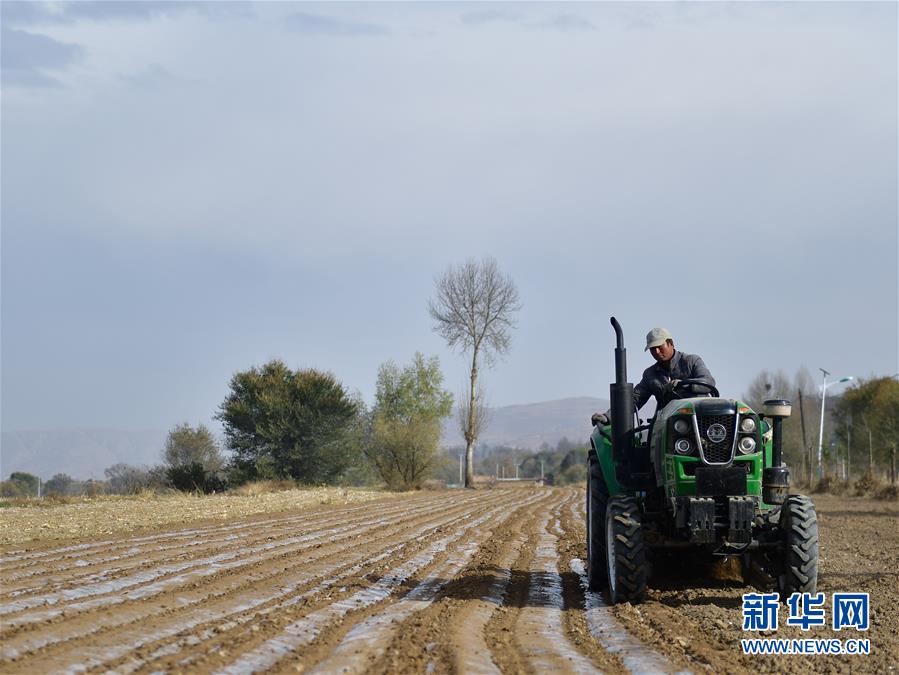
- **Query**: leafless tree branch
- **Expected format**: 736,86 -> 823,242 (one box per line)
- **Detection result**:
429,257 -> 520,486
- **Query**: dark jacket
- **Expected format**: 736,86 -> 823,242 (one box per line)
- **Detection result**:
634,351 -> 716,411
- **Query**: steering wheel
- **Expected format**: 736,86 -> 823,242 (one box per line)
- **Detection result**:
672,378 -> 719,399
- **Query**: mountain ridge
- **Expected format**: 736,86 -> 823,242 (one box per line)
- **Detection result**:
2,396 -> 609,480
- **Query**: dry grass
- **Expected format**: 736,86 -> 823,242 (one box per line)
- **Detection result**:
0,487 -> 408,547
228,479 -> 298,496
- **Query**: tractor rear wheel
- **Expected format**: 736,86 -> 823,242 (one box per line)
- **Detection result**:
586,455 -> 608,591
605,496 -> 647,603
777,495 -> 819,598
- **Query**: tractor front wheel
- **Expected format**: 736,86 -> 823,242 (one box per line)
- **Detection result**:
605,496 -> 647,603
777,495 -> 819,598
586,455 -> 608,591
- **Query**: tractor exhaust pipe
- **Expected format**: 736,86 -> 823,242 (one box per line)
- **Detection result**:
610,317 -> 635,462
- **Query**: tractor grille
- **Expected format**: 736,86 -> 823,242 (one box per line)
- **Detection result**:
698,414 -> 736,464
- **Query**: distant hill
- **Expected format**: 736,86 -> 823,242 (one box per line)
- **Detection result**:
441,396 -> 609,450
2,397 -> 613,480
1,429 -> 168,481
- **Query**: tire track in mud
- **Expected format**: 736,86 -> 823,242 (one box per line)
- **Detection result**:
561,498 -> 680,674
314,486 -> 669,675
357,487 -> 550,675
343,488 -> 616,675
512,491 -> 598,672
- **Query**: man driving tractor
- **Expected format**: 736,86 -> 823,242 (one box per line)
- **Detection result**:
592,327 -> 716,425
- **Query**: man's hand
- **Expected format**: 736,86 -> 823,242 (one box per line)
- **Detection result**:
591,412 -> 610,426
664,378 -> 682,394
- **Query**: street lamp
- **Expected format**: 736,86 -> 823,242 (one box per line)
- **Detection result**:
817,369 -> 854,479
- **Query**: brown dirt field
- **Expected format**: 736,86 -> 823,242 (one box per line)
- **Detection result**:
0,487 -> 894,673
0,487 -> 405,546
604,494 -> 899,674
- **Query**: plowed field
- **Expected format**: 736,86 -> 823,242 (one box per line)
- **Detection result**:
1,487 -> 896,673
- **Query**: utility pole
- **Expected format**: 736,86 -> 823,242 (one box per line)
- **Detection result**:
817,368 -> 830,480
847,415 -> 852,483
798,388 -> 810,487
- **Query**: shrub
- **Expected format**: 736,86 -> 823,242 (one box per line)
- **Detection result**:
813,476 -> 841,494
166,462 -> 227,494
105,464 -> 153,495
0,481 -> 25,498
874,484 -> 898,501
853,473 -> 882,497
420,479 -> 446,491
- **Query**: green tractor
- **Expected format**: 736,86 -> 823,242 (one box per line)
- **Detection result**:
587,317 -> 819,603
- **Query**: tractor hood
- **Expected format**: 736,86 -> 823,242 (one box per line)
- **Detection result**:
656,397 -> 755,422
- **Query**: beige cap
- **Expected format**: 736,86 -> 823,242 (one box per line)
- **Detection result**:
645,327 -> 673,351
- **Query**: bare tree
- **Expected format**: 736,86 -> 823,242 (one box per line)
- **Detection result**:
429,257 -> 521,487
457,384 -> 491,457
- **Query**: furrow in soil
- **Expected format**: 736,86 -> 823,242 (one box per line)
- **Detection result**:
565,497 -> 680,674
512,490 -> 599,673
0,496 -> 442,594
210,491 -> 545,675
0,490 -> 519,672
305,490 -> 553,675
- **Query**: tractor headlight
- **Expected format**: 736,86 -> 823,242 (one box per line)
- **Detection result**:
674,438 -> 692,455
740,417 -> 757,433
674,418 -> 690,434
738,436 -> 757,454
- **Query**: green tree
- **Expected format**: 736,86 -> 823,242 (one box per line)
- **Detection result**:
0,481 -> 25,498
216,360 -> 358,484
833,377 -> 899,480
366,353 -> 454,490
44,473 -> 76,496
164,423 -> 225,473
872,381 -> 899,483
9,472 -> 39,496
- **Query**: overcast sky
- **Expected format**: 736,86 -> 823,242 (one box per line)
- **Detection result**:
2,1 -> 896,433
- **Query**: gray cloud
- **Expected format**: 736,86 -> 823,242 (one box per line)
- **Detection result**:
535,13 -> 595,32
0,2 -> 49,26
1,2 -> 894,432
284,12 -> 388,37
460,9 -> 523,26
1,26 -> 83,87
118,64 -> 179,88
0,1 -> 251,26
461,9 -> 594,32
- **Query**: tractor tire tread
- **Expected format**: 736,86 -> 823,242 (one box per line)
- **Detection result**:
586,455 -> 608,591
607,496 -> 647,603
778,495 -> 819,597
